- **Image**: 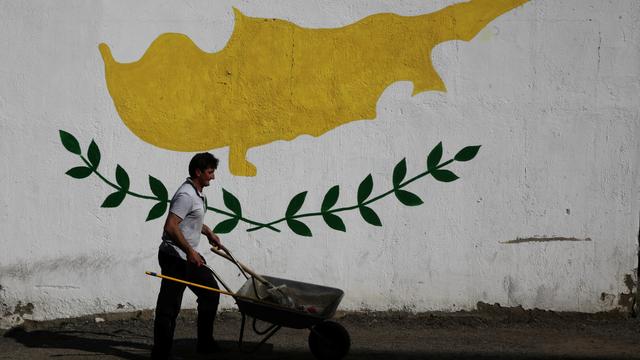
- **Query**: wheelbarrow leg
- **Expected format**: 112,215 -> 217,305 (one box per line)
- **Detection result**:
239,312 -> 246,349
238,314 -> 282,353
250,322 -> 282,353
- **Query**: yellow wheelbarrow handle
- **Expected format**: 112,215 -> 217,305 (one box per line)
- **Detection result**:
145,271 -> 239,298
145,271 -> 297,308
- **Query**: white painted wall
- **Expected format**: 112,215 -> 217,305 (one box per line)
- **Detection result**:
1,0 -> 638,328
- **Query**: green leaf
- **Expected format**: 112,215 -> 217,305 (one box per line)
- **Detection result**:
149,176 -> 168,201
65,166 -> 92,179
432,169 -> 459,183
146,201 -> 167,221
392,158 -> 407,188
115,165 -> 130,191
321,185 -> 340,212
427,142 -> 443,171
287,219 -> 312,237
101,191 -> 126,208
59,130 -> 81,155
357,174 -> 373,204
359,206 -> 382,226
454,145 -> 481,162
213,217 -> 240,234
395,189 -> 424,206
222,189 -> 242,216
323,213 -> 346,232
286,191 -> 307,217
87,140 -> 101,169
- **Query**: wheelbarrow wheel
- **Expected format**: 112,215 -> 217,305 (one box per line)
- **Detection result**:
308,321 -> 350,360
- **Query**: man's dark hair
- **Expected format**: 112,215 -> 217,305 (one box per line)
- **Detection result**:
189,153 -> 219,177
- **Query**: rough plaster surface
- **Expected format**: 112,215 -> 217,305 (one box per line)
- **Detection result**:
0,0 -> 639,328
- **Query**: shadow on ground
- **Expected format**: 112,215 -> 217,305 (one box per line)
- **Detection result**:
4,326 -> 634,360
4,327 -> 149,359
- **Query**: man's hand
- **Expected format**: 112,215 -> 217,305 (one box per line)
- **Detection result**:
202,224 -> 226,251
187,248 -> 204,267
208,233 -> 226,251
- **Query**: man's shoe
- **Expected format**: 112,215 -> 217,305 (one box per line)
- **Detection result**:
151,346 -> 172,360
196,339 -> 221,354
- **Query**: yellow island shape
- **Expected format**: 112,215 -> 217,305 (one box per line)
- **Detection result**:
99,0 -> 529,176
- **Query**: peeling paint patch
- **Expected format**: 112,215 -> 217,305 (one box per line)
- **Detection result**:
1,301 -> 36,329
600,292 -> 616,307
500,236 -> 592,244
0,286 -> 6,317
618,274 -> 636,315
14,301 -> 34,316
1,303 -> 10,317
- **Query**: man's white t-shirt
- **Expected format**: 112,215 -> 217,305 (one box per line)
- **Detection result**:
160,178 -> 206,260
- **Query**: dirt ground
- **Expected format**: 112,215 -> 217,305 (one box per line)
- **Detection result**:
1,303 -> 640,359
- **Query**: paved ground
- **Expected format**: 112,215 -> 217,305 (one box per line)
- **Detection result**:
1,305 -> 640,359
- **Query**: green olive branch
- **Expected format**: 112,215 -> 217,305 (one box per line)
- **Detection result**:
247,159 -> 454,231
60,130 -> 478,238
78,156 -> 158,201
60,130 -> 280,232
245,142 -> 480,236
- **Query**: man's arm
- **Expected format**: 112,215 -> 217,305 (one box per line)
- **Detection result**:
202,224 -> 225,251
164,212 -> 204,266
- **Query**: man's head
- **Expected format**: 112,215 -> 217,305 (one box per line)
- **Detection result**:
189,153 -> 219,188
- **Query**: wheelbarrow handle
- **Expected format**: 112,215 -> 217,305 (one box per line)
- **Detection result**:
145,271 -> 237,297
210,246 -> 270,285
145,271 -> 274,304
209,246 -> 287,304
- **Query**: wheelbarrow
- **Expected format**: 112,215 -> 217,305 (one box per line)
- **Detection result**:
146,246 -> 350,360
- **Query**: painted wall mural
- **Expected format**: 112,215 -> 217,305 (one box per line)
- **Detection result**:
3,0 -> 638,325
59,0 -> 532,236
98,0 -> 528,177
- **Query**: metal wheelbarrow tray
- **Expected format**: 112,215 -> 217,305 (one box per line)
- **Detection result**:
237,275 -> 343,327
234,275 -> 349,358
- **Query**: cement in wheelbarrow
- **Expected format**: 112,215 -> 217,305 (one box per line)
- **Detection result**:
232,275 -> 350,359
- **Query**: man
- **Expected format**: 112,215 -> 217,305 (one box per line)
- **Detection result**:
151,152 -> 224,359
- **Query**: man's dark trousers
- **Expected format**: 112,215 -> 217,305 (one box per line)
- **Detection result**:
151,250 -> 220,359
